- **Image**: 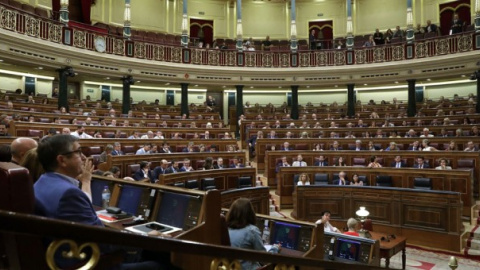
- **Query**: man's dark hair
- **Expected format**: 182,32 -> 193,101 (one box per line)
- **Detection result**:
0,144 -> 12,162
37,135 -> 78,172
140,161 -> 150,169
320,210 -> 331,217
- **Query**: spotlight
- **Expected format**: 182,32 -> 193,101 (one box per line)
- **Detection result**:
470,71 -> 480,80
122,75 -> 135,85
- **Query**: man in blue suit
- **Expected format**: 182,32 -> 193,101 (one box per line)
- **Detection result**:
34,135 -> 169,269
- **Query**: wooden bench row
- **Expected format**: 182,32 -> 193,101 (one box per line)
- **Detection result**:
277,166 -> 473,217
292,185 -> 462,252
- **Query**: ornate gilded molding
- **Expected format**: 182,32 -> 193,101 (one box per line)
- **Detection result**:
46,239 -> 100,270
210,258 -> 241,270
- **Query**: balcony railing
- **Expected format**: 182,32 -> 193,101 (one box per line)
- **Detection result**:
0,3 -> 478,68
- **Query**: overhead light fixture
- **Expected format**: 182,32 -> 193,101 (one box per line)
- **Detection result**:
306,86 -> 310,88
461,74 -> 466,78
394,81 -> 399,84
470,71 -> 480,80
364,83 -> 368,86
427,78 -> 431,81
0,59 -> 3,62
250,86 -> 254,89
165,82 -> 170,85
334,85 -> 338,88
194,84 -> 198,87
136,80 -> 141,83
105,77 -> 110,80
37,67 -> 43,70
278,86 -> 282,89
222,85 -> 226,88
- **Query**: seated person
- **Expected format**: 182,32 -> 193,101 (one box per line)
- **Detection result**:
315,210 -> 340,233
261,35 -> 272,51
292,154 -> 307,167
333,171 -> 349,185
435,158 -> 452,170
275,156 -> 290,173
314,155 -> 328,166
367,156 -> 382,168
343,218 -> 360,237
133,161 -> 155,182
297,173 -> 310,186
230,158 -> 244,168
350,174 -> 363,186
226,198 -> 280,269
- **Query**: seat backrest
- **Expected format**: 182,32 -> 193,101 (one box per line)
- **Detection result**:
294,144 -> 307,150
314,173 -> 329,185
352,158 -> 366,167
201,178 -> 216,191
363,218 -> 374,231
0,162 -> 34,213
122,145 -> 136,155
413,177 -> 432,190
237,176 -> 252,188
185,179 -> 199,189
293,174 -> 300,184
27,129 -> 43,137
457,159 -> 474,169
88,146 -> 102,155
358,175 -> 368,186
127,164 -> 140,177
375,175 -> 392,187
220,214 -> 231,246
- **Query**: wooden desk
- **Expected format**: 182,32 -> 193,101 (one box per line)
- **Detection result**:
370,232 -> 406,269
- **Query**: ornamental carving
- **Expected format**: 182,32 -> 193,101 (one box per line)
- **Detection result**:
263,53 -> 272,67
226,51 -> 236,66
153,46 -> 165,61
355,50 -> 366,64
171,47 -> 182,62
208,50 -> 219,66
25,16 -> 39,37
458,35 -> 472,52
191,49 -> 202,65
245,53 -> 256,67
299,52 -> 310,67
48,24 -> 62,43
436,39 -> 449,55
415,42 -> 427,58
1,8 -> 16,31
134,43 -> 145,59
334,51 -> 345,65
316,52 -> 327,66
392,46 -> 404,61
373,47 -> 385,62
73,30 -> 86,48
280,53 -> 290,67
113,38 -> 124,55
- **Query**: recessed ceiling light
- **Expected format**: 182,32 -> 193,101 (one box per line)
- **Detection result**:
364,83 -> 368,86
394,81 -> 399,84
0,59 -> 4,62
278,86 -> 282,89
136,80 -> 141,83
222,85 -> 226,88
334,85 -> 338,88
306,86 -> 310,88
427,78 -> 431,81
461,74 -> 466,77
250,86 -> 254,89
37,67 -> 43,70
165,82 -> 170,85
74,73 -> 78,75
194,84 -> 198,87
105,77 -> 110,80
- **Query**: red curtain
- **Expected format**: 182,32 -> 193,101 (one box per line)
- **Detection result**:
80,0 -> 92,24
190,19 -> 214,47
309,21 -> 333,49
52,0 -> 60,20
439,0 -> 470,35
51,0 -> 91,24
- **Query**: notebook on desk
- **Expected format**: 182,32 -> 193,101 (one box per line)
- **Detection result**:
125,221 -> 182,235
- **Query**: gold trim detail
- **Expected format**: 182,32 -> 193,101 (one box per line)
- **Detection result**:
210,258 -> 241,270
46,239 -> 100,270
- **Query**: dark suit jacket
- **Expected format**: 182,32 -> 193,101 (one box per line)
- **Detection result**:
333,179 -> 350,186
229,164 -> 244,168
133,169 -> 154,182
390,161 -> 407,168
413,163 -> 430,169
275,163 -> 289,173
111,150 -> 124,155
349,146 -> 364,151
159,147 -> 172,153
314,161 -> 328,166
165,167 -> 178,174
281,147 -> 292,151
407,146 -> 421,151
152,166 -> 166,181
330,147 -> 342,151
213,164 -> 225,169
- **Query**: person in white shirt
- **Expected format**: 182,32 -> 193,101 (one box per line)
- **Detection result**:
136,144 -> 151,155
70,125 -> 93,139
292,154 -> 307,167
420,128 -> 434,138
297,173 -> 310,186
154,131 -> 164,139
435,158 -> 452,170
315,211 -> 340,233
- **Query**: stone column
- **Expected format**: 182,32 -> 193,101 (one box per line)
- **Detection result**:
476,0 -> 480,32
123,0 -> 131,39
406,0 -> 414,43
235,85 -> 244,137
57,67 -> 75,112
181,83 -> 189,117
291,85 -> 299,120
59,0 -> 69,25
236,0 -> 243,51
181,0 -> 189,47
347,84 -> 355,117
346,0 -> 354,50
121,76 -> 134,114
290,0 -> 297,52
407,79 -> 417,117
476,72 -> 480,113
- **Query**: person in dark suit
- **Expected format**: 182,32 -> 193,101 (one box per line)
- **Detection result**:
133,161 -> 155,182
281,141 -> 292,151
309,29 -> 316,50
413,156 -> 430,169
314,155 -> 328,167
332,171 -> 349,186
248,131 -> 263,157
159,142 -> 172,153
179,159 -> 194,172
330,141 -> 342,151
152,159 -> 169,181
230,158 -> 244,168
391,155 -> 407,168
213,157 -> 226,169
275,156 -> 290,173
111,142 -> 124,155
165,161 -> 180,174
425,20 -> 437,33
349,140 -> 364,151
450,14 -> 463,34
407,141 -> 422,151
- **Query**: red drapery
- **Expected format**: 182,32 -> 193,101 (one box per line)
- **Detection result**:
309,21 -> 333,49
190,19 -> 214,47
51,0 -> 92,24
439,0 -> 470,35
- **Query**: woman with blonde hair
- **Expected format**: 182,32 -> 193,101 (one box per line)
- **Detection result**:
297,173 -> 310,186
